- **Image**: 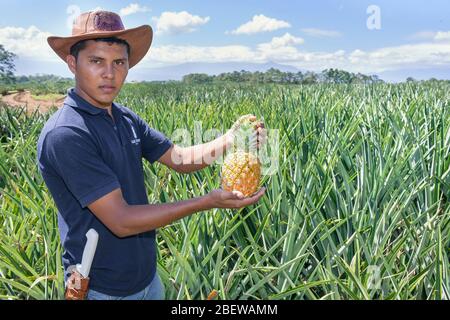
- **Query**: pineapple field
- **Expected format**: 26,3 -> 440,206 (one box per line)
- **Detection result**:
0,81 -> 449,300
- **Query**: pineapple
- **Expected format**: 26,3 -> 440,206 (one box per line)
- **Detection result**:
221,116 -> 263,197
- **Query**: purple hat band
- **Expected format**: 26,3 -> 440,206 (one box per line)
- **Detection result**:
93,11 -> 125,32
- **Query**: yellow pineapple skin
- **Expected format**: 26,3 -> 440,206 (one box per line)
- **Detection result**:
221,151 -> 261,197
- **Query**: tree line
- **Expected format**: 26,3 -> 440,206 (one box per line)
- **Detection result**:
182,68 -> 385,85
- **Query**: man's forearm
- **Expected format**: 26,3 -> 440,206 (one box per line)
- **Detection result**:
178,134 -> 232,173
118,195 -> 212,237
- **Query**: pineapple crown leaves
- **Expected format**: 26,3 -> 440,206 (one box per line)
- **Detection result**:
229,115 -> 264,155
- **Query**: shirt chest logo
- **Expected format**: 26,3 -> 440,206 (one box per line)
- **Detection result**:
130,125 -> 141,145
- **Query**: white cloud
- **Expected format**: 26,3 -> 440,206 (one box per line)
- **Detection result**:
153,11 -> 210,35
230,15 -> 291,35
408,30 -> 437,40
264,33 -> 304,48
408,30 -> 450,42
142,40 -> 450,74
434,31 -> 450,41
119,3 -> 150,17
0,25 -> 56,61
301,28 -> 342,38
256,33 -> 304,62
345,42 -> 450,72
147,45 -> 256,64
142,34 -> 303,66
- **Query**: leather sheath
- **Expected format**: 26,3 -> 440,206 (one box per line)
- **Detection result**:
65,270 -> 90,300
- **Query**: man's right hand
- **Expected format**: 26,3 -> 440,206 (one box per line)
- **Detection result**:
87,187 -> 266,238
206,187 -> 266,209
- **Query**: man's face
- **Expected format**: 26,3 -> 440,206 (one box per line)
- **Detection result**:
67,40 -> 129,108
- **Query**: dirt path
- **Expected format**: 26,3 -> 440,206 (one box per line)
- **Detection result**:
1,91 -> 65,114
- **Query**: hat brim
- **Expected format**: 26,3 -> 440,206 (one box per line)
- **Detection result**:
47,25 -> 152,68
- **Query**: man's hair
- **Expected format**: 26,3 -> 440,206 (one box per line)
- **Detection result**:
69,37 -> 131,60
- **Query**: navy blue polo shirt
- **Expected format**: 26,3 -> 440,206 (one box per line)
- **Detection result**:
37,88 -> 173,296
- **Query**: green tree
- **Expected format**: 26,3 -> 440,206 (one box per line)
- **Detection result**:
0,44 -> 16,84
182,73 -> 213,84
302,71 -> 318,84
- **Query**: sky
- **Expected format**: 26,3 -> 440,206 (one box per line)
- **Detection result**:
0,0 -> 449,82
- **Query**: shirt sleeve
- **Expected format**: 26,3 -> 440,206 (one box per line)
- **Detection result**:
41,126 -> 121,208
136,116 -> 173,164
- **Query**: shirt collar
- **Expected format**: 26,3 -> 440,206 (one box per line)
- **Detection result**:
64,88 -> 110,116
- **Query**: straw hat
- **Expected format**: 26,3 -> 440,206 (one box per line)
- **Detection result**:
47,10 -> 152,68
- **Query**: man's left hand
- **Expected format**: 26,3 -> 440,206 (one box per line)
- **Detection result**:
226,114 -> 268,150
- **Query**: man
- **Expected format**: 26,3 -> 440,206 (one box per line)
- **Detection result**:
37,10 -> 266,300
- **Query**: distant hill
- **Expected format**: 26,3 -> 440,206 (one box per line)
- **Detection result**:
378,67 -> 450,83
